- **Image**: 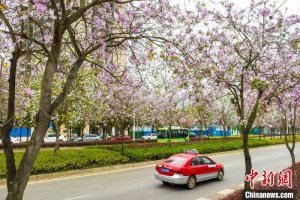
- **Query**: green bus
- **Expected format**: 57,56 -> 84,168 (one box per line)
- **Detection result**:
157,127 -> 190,142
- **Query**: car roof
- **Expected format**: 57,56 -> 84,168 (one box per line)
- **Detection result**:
171,153 -> 202,159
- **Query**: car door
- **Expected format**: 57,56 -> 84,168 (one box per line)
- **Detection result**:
200,156 -> 218,179
83,135 -> 88,142
86,135 -> 93,142
190,157 -> 209,182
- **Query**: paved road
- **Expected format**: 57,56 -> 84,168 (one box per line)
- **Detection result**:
0,144 -> 299,200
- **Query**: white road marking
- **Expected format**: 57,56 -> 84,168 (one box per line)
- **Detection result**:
63,194 -> 91,200
217,189 -> 234,195
195,198 -> 211,200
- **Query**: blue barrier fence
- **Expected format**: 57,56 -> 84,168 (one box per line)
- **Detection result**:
10,127 -> 31,137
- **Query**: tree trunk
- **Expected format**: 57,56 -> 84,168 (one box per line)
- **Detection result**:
204,125 -> 209,140
4,8 -> 89,198
222,124 -> 226,142
101,123 -> 105,140
53,122 -> 61,156
199,124 -> 203,144
168,123 -> 171,146
6,109 -> 51,200
121,124 -> 125,157
0,49 -> 21,192
242,125 -> 252,191
240,88 -> 263,191
6,45 -> 60,199
69,126 -> 72,141
282,105 -> 297,187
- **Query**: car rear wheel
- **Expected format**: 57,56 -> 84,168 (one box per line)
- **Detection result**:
186,176 -> 196,189
217,170 -> 224,181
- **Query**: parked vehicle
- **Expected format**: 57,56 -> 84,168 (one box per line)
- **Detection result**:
70,136 -> 82,142
99,134 -> 111,140
82,134 -> 100,142
157,127 -> 190,142
140,133 -> 158,140
0,138 -> 16,144
109,135 -> 132,141
0,137 -> 24,143
44,133 -> 66,143
154,149 -> 224,189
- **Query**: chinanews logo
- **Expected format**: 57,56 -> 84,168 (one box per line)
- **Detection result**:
245,168 -> 293,189
244,168 -> 295,200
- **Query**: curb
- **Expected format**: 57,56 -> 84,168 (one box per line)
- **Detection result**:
0,143 -> 292,187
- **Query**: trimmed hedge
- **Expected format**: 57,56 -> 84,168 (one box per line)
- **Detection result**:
0,137 -> 298,179
114,138 -> 300,162
0,148 -> 128,178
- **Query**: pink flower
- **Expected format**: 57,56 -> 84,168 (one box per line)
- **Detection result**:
286,15 -> 300,26
49,9 -> 57,19
118,15 -> 126,24
43,34 -> 52,44
24,87 -> 34,97
259,8 -> 271,17
140,3 -> 145,9
35,2 -> 47,15
132,27 -> 139,33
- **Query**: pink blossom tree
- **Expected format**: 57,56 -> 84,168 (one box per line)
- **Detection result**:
276,85 -> 300,186
183,0 -> 300,190
0,1 -> 187,199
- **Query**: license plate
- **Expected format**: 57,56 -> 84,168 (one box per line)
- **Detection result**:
162,168 -> 169,173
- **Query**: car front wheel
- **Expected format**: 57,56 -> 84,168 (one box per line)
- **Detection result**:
186,176 -> 196,189
217,170 -> 224,181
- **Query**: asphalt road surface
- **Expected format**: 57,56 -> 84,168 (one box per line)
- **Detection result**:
0,143 -> 299,200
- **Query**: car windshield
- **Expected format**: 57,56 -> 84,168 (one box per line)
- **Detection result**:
165,156 -> 189,166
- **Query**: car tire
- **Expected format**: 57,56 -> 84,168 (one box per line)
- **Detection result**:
186,176 -> 196,189
217,170 -> 224,181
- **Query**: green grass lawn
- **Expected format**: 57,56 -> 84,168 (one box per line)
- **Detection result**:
0,137 -> 299,179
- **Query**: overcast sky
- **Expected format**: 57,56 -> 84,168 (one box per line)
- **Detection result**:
170,0 -> 300,15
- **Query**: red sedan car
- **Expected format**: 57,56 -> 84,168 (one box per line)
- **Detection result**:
109,135 -> 132,141
154,149 -> 224,189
